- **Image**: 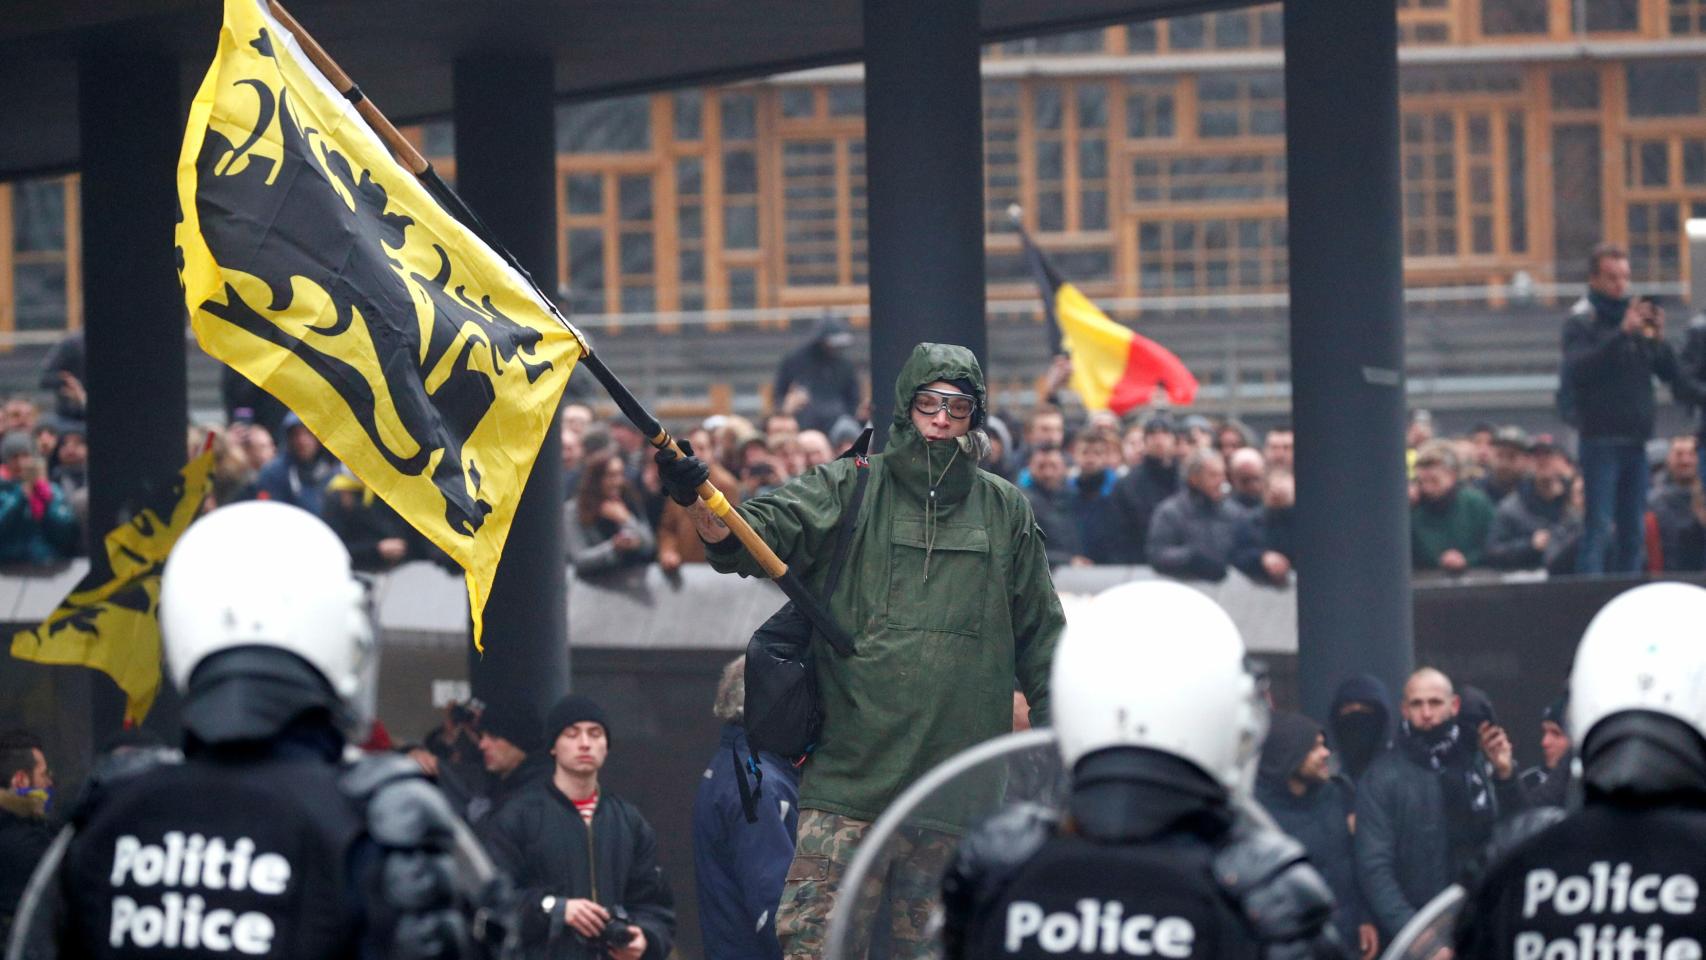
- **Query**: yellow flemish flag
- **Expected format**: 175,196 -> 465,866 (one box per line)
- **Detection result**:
11,450 -> 215,724
176,0 -> 584,649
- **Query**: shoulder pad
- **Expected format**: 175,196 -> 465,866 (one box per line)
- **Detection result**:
954,802 -> 1060,887
942,804 -> 1060,960
1213,826 -> 1339,946
1484,807 -> 1568,867
70,747 -> 184,825
342,753 -> 461,850
341,752 -> 427,802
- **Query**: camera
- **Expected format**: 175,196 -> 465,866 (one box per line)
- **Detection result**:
580,906 -> 635,951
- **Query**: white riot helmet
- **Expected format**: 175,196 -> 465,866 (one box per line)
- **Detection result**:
1052,580 -> 1267,792
1569,582 -> 1706,743
161,500 -> 376,742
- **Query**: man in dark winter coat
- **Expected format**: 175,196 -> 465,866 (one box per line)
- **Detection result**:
1111,413 -> 1180,564
1484,443 -> 1581,572
1022,445 -> 1085,567
253,413 -> 337,515
1257,713 -> 1377,960
1562,243 -> 1689,573
1647,435 -> 1706,571
1355,668 -> 1525,939
772,316 -> 861,434
1233,469 -> 1297,586
0,730 -> 54,942
1517,694 -> 1573,809
1148,448 -> 1241,581
463,700 -> 552,825
693,658 -> 800,960
483,695 -> 675,960
1328,675 -> 1394,783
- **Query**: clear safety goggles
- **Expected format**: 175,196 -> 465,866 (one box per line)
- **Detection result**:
911,389 -> 976,421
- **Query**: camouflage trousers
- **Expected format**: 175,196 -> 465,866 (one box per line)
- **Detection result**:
777,808 -> 955,960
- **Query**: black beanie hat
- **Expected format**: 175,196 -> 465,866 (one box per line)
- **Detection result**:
545,694 -> 611,746
1542,691 -> 1570,727
479,700 -> 545,753
1258,711 -> 1323,785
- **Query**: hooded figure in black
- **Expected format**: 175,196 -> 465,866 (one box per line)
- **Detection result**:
1456,583 -> 1706,960
1328,675 -> 1394,784
1256,714 -> 1371,957
772,315 -> 861,433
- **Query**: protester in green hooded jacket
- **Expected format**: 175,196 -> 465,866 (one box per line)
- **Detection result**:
658,342 -> 1063,960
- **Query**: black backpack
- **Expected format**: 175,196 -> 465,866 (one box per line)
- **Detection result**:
736,432 -> 870,821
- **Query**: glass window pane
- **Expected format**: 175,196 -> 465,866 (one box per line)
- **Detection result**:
725,205 -> 759,248
680,249 -> 704,282
781,88 -> 815,118
1034,87 -> 1063,130
678,205 -> 703,242
556,96 -> 651,153
828,86 -> 865,117
676,157 -> 702,197
567,229 -> 605,313
12,179 -> 66,253
721,93 -> 757,140
1127,21 -> 1158,51
1550,69 -> 1600,110
1079,140 -> 1107,179
1640,141 -> 1671,186
1214,11 -> 1251,46
673,91 -> 702,140
1081,191 -> 1108,230
728,268 -> 758,309
1077,85 -> 1108,129
619,176 -> 653,222
13,262 -> 66,331
1627,62 -> 1702,117
1036,141 -> 1064,180
566,174 -> 603,216
619,233 -> 654,274
724,150 -> 759,194
1171,14 -> 1207,49
1685,141 -> 1706,185
1037,192 -> 1065,231
621,286 -> 655,313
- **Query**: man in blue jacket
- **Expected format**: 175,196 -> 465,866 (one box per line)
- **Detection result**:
693,657 -> 801,960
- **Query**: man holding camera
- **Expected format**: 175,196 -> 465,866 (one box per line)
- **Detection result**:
1561,242 -> 1688,573
482,695 -> 675,960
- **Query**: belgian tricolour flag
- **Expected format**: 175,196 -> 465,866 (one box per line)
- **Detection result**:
177,0 -> 585,650
11,448 -> 216,724
1015,216 -> 1198,415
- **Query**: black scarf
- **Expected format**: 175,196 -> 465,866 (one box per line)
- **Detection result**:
1401,719 -> 1497,864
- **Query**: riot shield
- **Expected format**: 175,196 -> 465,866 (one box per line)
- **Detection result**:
1378,885 -> 1465,960
822,728 -> 1068,960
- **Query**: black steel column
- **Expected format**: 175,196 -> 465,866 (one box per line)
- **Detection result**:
1284,0 -> 1413,720
453,56 -> 569,709
862,0 -> 986,445
79,54 -> 186,735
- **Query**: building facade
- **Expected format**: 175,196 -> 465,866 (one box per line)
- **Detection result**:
1,0 -> 1701,412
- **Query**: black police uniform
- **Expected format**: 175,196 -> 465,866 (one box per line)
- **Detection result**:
12,649 -> 508,960
1457,807 -> 1706,960
1457,712 -> 1706,960
61,742 -> 367,959
943,750 -> 1345,960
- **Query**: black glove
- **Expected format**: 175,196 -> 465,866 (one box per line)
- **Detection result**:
656,439 -> 710,506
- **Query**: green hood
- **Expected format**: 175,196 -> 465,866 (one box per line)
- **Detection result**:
890,342 -> 986,437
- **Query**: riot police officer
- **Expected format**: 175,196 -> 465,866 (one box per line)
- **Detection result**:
941,580 -> 1346,960
9,501 -> 509,960
1455,582 -> 1706,960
